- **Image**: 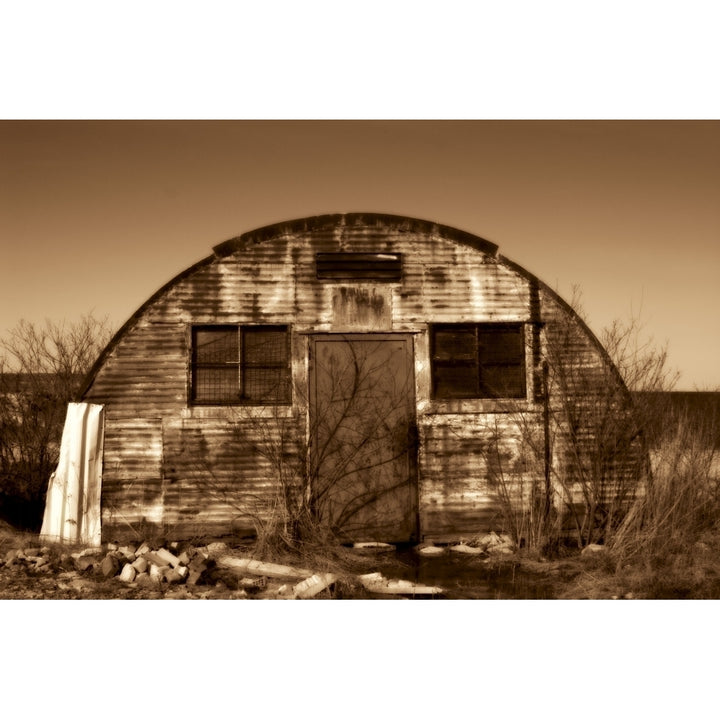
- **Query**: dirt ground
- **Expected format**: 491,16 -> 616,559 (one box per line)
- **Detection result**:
6,519 -> 715,599
0,520 -> 583,599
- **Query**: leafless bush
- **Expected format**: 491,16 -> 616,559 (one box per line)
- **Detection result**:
183,336 -> 417,561
608,409 -> 720,563
545,292 -> 672,546
0,314 -> 113,528
485,290 -> 677,552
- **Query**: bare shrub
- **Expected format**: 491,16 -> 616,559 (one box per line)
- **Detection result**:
608,410 -> 720,565
176,336 -> 417,565
0,314 -> 113,529
484,290 -> 677,552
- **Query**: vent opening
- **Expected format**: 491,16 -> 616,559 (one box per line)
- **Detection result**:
316,252 -> 402,281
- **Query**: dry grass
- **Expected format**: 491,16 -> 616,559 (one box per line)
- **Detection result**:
558,411 -> 720,599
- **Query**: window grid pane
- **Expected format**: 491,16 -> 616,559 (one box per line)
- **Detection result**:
191,325 -> 291,406
193,327 -> 238,364
193,367 -> 239,404
242,367 -> 291,403
243,328 -> 289,367
431,323 -> 525,400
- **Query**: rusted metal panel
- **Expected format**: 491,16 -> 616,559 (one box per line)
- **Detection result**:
330,286 -> 392,331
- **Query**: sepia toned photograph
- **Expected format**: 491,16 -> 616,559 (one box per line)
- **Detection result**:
3,4 -> 719,717
2,119 -> 718,602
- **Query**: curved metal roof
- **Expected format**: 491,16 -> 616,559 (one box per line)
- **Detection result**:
77,213 -> 620,400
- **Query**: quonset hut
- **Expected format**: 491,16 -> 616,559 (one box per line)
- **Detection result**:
58,214 -> 646,545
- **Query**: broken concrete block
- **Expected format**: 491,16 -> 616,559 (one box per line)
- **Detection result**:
144,551 -> 171,568
149,563 -> 164,583
117,546 -> 136,562
101,554 -> 121,578
154,548 -> 180,567
186,568 -> 204,586
359,572 -> 443,597
135,542 -> 151,556
164,569 -> 184,584
189,554 -> 208,571
119,563 -> 137,583
131,556 -> 148,574
206,542 -> 228,558
293,573 -> 337,599
216,556 -> 312,579
107,542 -> 118,551
175,565 -> 188,579
178,551 -> 191,566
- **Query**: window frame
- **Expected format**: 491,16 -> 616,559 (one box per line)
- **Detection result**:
430,322 -> 527,401
189,324 -> 291,406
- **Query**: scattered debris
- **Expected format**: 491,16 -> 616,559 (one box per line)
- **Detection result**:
1,538 -> 466,599
475,532 -> 516,555
216,556 -> 313,579
449,543 -> 485,555
416,545 -> 445,557
359,571 -> 444,597
351,542 -> 395,553
293,573 -> 337,599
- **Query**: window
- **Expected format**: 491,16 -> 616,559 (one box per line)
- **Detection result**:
191,325 -> 291,405
316,252 -> 402,281
430,323 -> 526,399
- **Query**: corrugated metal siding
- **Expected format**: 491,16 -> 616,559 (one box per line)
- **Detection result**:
539,287 -> 646,516
84,215 -> 643,541
40,403 -> 105,546
100,417 -> 164,539
160,416 -> 302,538
418,411 -> 546,541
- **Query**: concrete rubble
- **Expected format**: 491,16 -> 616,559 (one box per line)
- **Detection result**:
0,536 -> 525,598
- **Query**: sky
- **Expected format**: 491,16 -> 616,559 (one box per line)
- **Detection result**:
1,120 -> 718,389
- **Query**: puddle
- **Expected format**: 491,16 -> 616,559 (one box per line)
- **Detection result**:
365,548 -> 558,599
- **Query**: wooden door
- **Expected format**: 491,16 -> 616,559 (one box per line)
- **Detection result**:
309,334 -> 418,542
